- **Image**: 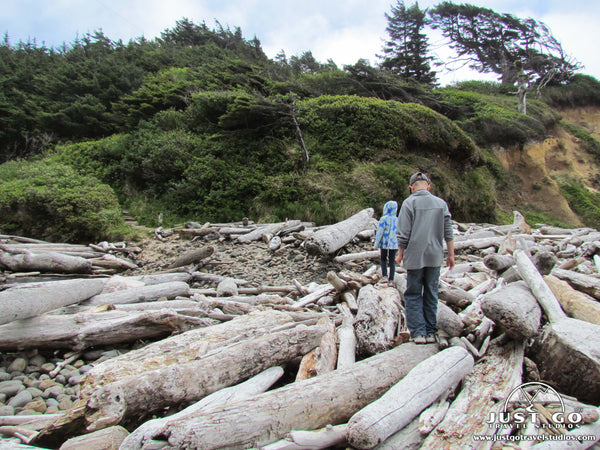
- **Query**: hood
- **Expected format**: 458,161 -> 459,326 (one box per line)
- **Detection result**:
382,200 -> 398,217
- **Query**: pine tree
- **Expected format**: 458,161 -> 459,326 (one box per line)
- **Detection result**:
380,1 -> 436,84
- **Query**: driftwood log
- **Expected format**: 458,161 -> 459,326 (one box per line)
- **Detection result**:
544,274 -> 600,325
354,285 -> 402,356
304,208 -> 374,256
0,278 -> 106,325
551,267 -> 600,300
346,347 -> 474,449
0,250 -> 93,273
154,344 -> 438,449
84,281 -> 191,306
168,245 -> 214,268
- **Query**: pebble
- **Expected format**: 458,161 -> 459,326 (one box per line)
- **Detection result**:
24,398 -> 46,413
0,380 -> 24,397
7,358 -> 27,373
0,406 -> 15,416
8,390 -> 32,408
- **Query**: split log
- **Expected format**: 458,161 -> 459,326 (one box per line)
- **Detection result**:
337,304 -> 357,369
420,338 -> 525,449
0,250 -> 92,273
0,278 -> 106,325
84,281 -> 190,306
168,246 -> 214,268
480,280 -> 542,340
32,321 -> 326,447
515,250 -> 600,404
354,285 -> 402,356
0,309 -> 205,352
346,347 -> 474,449
544,275 -> 600,325
438,282 -> 474,308
296,316 -> 337,381
551,268 -> 600,300
120,367 -> 285,450
82,310 -> 298,390
327,271 -> 347,292
304,208 -> 374,256
155,343 -> 438,449
483,254 -> 514,272
262,424 -> 348,450
341,291 -> 359,313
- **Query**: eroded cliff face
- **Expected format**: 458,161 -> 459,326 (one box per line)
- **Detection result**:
493,106 -> 600,227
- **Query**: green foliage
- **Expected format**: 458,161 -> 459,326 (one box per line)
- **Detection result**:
555,176 -> 600,229
436,88 -> 560,146
0,159 -> 124,242
560,122 -> 600,162
540,74 -> 600,108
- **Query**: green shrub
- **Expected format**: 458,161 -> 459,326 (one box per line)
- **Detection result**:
540,74 -> 600,108
0,159 -> 124,242
561,122 -> 600,162
555,175 -> 600,229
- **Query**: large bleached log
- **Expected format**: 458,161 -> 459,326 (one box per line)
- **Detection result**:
83,281 -> 190,305
544,275 -> 600,325
354,285 -> 402,356
480,280 -> 542,339
120,367 -> 285,450
438,282 -> 474,308
437,302 -> 464,337
0,250 -> 93,273
0,278 -> 106,325
483,254 -> 514,272
304,208 -> 374,256
296,317 -> 337,381
82,310 -> 299,391
156,343 -> 438,450
420,338 -> 525,449
0,309 -> 205,351
346,347 -> 474,449
168,245 -> 214,268
59,426 -> 129,450
515,250 -> 600,403
551,267 -> 600,300
32,321 -> 326,447
337,304 -> 357,369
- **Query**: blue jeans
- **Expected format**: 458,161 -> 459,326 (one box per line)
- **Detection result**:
380,249 -> 397,280
404,266 -> 441,337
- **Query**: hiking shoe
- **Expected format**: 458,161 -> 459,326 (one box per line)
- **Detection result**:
414,335 -> 426,345
426,334 -> 437,344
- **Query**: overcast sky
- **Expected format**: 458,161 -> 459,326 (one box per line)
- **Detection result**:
3,0 -> 599,86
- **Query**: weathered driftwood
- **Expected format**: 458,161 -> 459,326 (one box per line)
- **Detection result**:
236,221 -> 296,243
337,304 -> 357,369
0,250 -> 93,274
480,280 -> 542,340
327,271 -> 347,292
373,418 -> 422,450
155,343 -> 438,449
0,309 -> 205,352
544,275 -> 600,325
296,317 -> 337,381
84,281 -> 190,306
437,302 -> 464,337
120,367 -> 285,450
334,250 -> 380,264
168,245 -> 214,268
304,208 -> 374,256
82,310 -> 299,391
0,278 -> 106,325
531,408 -> 600,449
438,282 -> 474,308
346,347 -> 474,449
59,425 -> 129,450
515,250 -> 600,403
354,285 -> 402,356
483,254 -> 514,272
262,424 -> 348,450
290,285 -> 335,310
33,322 -> 325,447
551,267 -> 600,300
420,338 -> 525,449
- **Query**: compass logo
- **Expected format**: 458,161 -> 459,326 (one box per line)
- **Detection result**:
486,382 -> 583,431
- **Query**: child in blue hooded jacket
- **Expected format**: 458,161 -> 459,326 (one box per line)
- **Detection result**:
374,200 -> 399,284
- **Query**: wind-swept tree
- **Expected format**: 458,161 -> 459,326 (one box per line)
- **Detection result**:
380,0 -> 437,84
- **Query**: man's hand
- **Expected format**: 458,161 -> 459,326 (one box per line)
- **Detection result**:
395,248 -> 404,264
446,254 -> 455,270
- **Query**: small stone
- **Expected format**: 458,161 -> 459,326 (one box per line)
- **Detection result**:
0,371 -> 11,382
58,398 -> 73,411
38,379 -> 58,390
29,354 -> 46,367
25,387 -> 43,398
0,380 -> 24,397
23,398 -> 46,413
40,363 -> 55,374
0,405 -> 15,416
45,398 -> 59,408
43,385 -> 64,399
16,409 -> 38,416
8,390 -> 32,408
46,406 -> 59,414
73,360 -> 84,369
79,365 -> 93,374
55,375 -> 67,385
7,358 -> 27,374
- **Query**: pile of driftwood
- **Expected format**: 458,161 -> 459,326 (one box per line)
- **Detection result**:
1,208 -> 600,449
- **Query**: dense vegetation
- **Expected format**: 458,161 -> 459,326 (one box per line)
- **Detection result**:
1,16 -> 600,242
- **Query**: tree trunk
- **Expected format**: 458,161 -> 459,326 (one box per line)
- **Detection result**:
32,322 -> 326,448
120,367 -> 285,450
0,309 -> 206,352
84,281 -> 191,306
0,278 -> 106,325
354,285 -> 402,356
480,280 -> 542,340
346,347 -> 474,449
420,338 -> 525,449
544,275 -> 600,325
304,208 -> 374,256
0,250 -> 93,273
157,344 -> 439,450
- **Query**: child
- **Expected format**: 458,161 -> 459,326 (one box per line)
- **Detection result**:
374,200 -> 399,284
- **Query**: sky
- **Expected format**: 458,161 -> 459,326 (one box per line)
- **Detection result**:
3,0 -> 599,86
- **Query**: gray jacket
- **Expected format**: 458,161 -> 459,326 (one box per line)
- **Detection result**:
397,190 -> 453,270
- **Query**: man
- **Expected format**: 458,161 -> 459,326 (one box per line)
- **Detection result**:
395,172 -> 455,345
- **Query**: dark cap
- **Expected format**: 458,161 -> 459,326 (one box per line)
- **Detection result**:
410,172 -> 430,185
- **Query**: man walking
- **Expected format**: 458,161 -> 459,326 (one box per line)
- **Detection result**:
395,172 -> 455,344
